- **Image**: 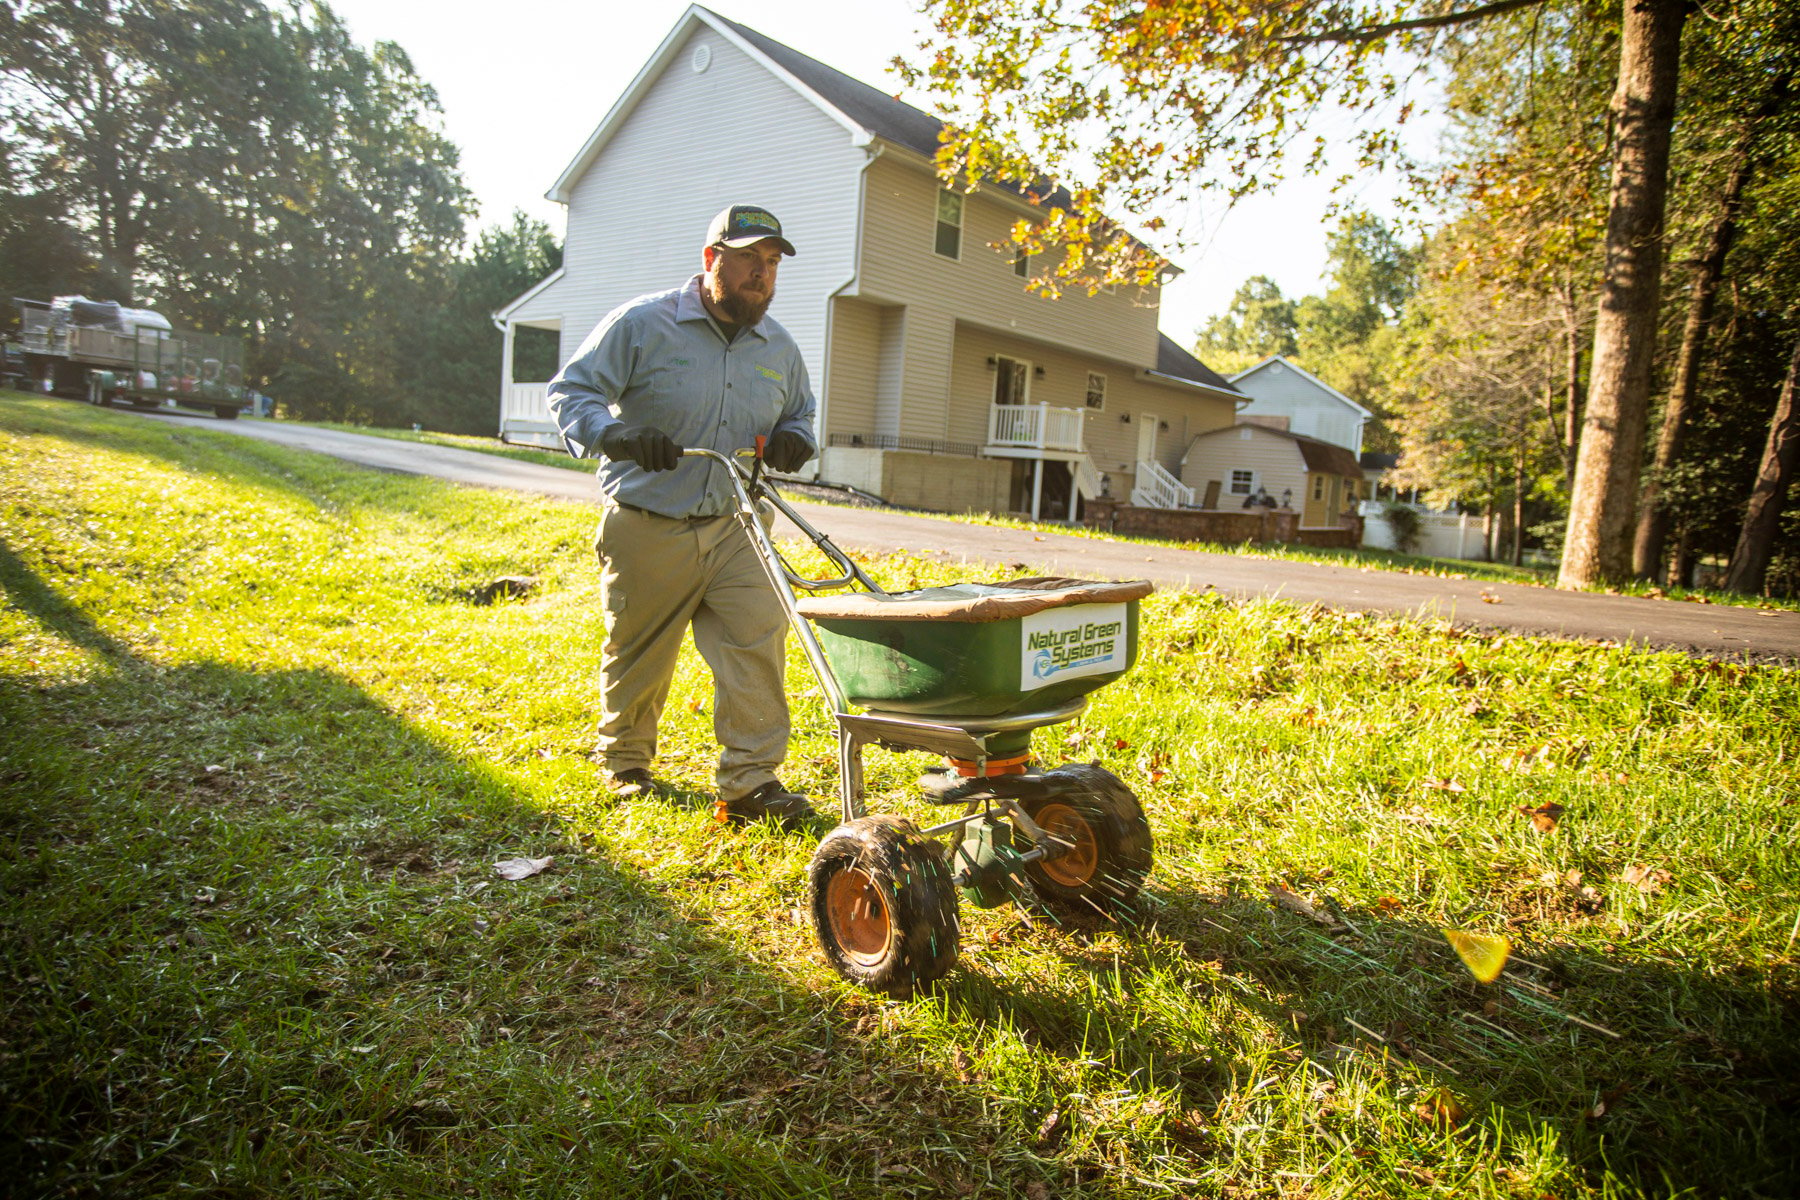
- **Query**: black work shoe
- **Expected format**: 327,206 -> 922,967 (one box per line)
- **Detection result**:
608,768 -> 663,798
714,781 -> 816,832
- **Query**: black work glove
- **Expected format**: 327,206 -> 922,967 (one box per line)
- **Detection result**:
763,429 -> 813,473
600,423 -> 682,472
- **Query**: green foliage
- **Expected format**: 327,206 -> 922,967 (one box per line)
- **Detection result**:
1193,274 -> 1297,361
1381,500 -> 1424,555
0,0 -> 509,428
4,400 -> 1799,1197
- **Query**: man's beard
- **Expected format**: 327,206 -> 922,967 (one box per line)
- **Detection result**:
707,275 -> 773,326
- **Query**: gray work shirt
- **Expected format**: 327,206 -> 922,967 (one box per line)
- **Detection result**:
545,275 -> 817,519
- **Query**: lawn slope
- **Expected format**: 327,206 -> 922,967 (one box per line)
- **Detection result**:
3,397 -> 1797,1198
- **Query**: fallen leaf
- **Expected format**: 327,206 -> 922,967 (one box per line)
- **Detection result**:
1480,591 -> 1501,604
1113,737 -> 1130,750
493,855 -> 554,881
1376,895 -> 1403,914
1442,929 -> 1511,983
686,698 -> 706,714
1268,883 -> 1343,930
1034,1108 -> 1064,1149
1424,777 -> 1467,792
1025,1183 -> 1051,1200
952,1048 -> 973,1082
1619,863 -> 1671,894
1519,802 -> 1564,832
1412,1087 -> 1467,1128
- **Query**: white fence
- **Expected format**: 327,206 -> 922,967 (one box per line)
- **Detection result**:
1361,502 -> 1488,560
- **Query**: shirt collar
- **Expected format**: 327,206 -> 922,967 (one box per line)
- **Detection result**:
677,274 -> 767,340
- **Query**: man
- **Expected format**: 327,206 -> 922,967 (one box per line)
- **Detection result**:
546,204 -> 818,830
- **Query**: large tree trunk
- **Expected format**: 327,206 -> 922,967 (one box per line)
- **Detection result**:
1562,281 -> 1582,491
1724,334 -> 1800,595
1558,0 -> 1687,588
1634,141 -> 1757,581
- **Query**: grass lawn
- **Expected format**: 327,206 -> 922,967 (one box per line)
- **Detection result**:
3,395 -> 1797,1198
312,419 -> 1797,609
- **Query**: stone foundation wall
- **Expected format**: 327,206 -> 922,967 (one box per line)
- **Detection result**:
1083,498 -> 1363,548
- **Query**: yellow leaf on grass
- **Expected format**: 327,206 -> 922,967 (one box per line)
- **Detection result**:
1443,929 -> 1511,983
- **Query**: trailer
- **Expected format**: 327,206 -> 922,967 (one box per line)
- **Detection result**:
16,297 -> 250,419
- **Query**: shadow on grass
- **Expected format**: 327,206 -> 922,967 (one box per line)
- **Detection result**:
0,537 -> 1061,1199
937,873 -> 1800,1196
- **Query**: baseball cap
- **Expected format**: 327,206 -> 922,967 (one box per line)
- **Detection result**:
706,204 -> 797,256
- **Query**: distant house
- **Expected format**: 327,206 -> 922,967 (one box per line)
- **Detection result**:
1179,424 -> 1365,530
492,3 -> 1243,519
1227,355 -> 1372,454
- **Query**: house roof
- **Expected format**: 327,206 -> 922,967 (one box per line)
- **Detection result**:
1186,423 -> 1363,477
1229,354 -> 1375,419
1153,335 -> 1239,394
550,6 -> 1151,262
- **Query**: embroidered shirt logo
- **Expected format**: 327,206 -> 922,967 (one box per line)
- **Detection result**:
754,365 -> 784,382
670,357 -> 693,367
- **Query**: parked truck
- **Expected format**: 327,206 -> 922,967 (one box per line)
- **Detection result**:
15,296 -> 250,419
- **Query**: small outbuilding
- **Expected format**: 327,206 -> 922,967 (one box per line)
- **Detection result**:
1180,423 -> 1366,529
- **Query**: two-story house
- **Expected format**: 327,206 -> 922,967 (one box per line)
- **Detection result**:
493,4 -> 1244,520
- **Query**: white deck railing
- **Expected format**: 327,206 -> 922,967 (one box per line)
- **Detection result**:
502,381 -> 553,424
1074,456 -> 1104,500
987,402 -> 1086,451
1129,458 -> 1195,509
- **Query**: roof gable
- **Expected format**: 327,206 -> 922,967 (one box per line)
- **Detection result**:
1185,423 -> 1363,477
548,6 -> 870,204
1229,354 -> 1374,419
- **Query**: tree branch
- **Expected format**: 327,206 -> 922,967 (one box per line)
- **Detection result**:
1280,0 -> 1551,47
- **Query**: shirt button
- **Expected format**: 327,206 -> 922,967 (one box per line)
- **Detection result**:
726,382 -> 734,389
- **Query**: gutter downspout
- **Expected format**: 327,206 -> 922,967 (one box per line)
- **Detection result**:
814,133 -> 882,482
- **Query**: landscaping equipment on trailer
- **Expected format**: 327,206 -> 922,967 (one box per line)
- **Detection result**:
685,445 -> 1155,998
15,297 -> 250,419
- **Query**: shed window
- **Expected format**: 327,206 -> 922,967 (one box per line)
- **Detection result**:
1085,372 -> 1106,410
935,190 -> 963,258
1229,469 -> 1255,496
1313,475 -> 1326,502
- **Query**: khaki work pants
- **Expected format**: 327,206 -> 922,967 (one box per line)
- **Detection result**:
594,504 -> 788,799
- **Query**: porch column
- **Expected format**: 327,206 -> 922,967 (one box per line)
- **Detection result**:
498,320 -> 517,436
1030,458 -> 1044,521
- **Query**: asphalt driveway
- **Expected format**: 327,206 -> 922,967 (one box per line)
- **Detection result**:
136,411 -> 1800,664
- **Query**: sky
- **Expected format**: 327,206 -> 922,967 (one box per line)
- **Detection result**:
325,0 -> 1433,344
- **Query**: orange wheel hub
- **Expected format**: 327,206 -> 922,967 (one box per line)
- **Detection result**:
825,866 -> 892,965
1032,803 -> 1099,887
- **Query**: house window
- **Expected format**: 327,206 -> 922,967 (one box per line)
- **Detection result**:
1229,469 -> 1255,496
1013,248 -> 1029,277
1085,371 -> 1106,410
1313,475 -> 1326,502
935,189 -> 963,258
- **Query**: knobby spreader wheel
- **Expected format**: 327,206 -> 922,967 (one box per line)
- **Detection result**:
1020,763 -> 1153,916
808,815 -> 959,998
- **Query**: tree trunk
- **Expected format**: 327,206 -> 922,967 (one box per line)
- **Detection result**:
1558,0 -> 1687,588
1562,282 -> 1582,491
1634,142 -> 1757,581
1724,334 -> 1800,595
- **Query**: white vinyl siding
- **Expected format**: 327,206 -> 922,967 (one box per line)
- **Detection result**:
1230,358 -> 1369,455
556,26 -> 863,431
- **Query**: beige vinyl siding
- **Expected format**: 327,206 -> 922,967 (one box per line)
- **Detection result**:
556,26 -> 864,427
825,297 -> 881,438
856,155 -> 1161,366
1181,426 -> 1306,508
947,327 -> 1236,473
